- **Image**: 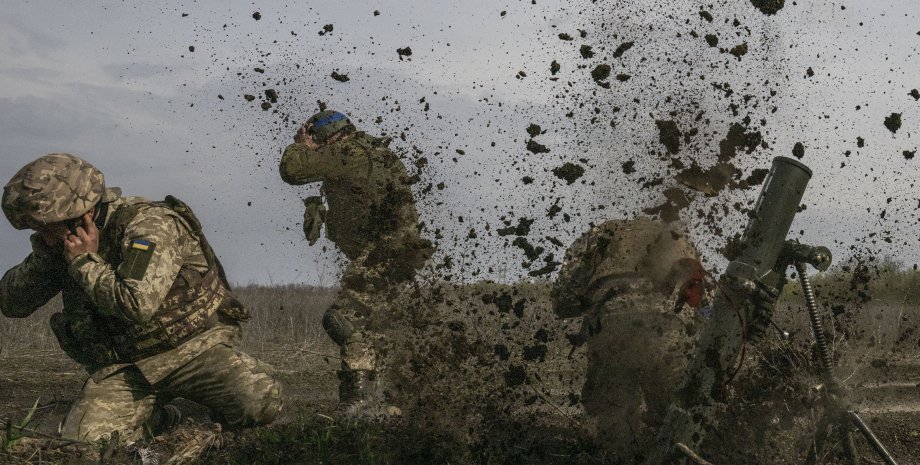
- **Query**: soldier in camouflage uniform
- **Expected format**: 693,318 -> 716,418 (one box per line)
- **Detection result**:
279,110 -> 434,416
0,154 -> 282,443
551,218 -> 712,461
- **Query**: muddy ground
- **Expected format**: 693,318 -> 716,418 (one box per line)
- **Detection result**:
1,279 -> 919,464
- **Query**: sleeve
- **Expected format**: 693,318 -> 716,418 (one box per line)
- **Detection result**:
67,207 -> 196,323
0,234 -> 65,317
279,142 -> 366,185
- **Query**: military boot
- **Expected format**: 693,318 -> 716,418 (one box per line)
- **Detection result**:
144,404 -> 183,437
337,369 -> 399,419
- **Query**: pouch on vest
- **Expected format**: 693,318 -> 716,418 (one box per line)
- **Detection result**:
302,196 -> 327,246
49,312 -> 118,368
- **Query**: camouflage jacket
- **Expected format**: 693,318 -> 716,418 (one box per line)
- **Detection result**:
0,189 -> 238,383
279,132 -> 433,263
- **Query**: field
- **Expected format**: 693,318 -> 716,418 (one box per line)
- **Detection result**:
0,267 -> 919,465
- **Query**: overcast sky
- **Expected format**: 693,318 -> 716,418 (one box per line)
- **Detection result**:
0,0 -> 917,285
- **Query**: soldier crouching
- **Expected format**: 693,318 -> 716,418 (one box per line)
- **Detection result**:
551,218 -> 712,462
0,154 -> 282,443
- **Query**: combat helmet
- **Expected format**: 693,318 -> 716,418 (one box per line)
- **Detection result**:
551,218 -> 700,317
2,153 -> 106,230
306,110 -> 356,144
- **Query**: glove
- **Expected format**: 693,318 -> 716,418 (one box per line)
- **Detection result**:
722,273 -> 779,340
302,196 -> 327,246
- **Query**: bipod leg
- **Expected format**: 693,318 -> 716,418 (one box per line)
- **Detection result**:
848,411 -> 899,465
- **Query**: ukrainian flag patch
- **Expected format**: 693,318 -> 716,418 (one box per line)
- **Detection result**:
131,239 -> 152,251
119,239 -> 157,280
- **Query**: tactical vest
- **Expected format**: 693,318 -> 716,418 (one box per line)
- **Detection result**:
52,196 -> 247,367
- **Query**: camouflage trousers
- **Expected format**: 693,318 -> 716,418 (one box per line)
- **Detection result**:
60,343 -> 282,442
326,250 -> 416,372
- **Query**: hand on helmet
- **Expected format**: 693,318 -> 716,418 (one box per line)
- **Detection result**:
63,212 -> 99,262
294,123 -> 320,149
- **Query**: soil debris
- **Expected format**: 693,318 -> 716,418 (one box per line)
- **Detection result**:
910,89 -> 920,100
590,64 -> 611,88
729,42 -> 748,59
612,41 -> 634,58
579,45 -> 594,59
526,124 -> 542,137
677,162 -> 737,196
526,140 -> 550,154
699,11 -> 714,22
750,0 -> 785,15
252,11 -> 261,20
550,60 -> 560,75
792,142 -> 805,159
552,163 -> 585,184
655,120 -> 682,154
318,24 -> 334,36
718,123 -> 762,161
705,34 -> 719,47
905,150 -> 916,160
330,71 -> 350,82
558,33 -> 574,41
884,112 -> 902,133
397,47 -> 413,60
264,89 -> 278,103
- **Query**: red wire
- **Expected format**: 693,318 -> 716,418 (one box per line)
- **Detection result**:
716,283 -> 748,385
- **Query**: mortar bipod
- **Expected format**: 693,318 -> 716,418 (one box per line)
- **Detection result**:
779,242 -> 898,465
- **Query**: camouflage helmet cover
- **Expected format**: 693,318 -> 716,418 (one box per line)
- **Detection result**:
551,218 -> 700,317
2,153 -> 106,230
306,110 -> 356,144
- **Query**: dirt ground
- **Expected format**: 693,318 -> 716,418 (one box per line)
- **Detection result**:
1,283 -> 918,464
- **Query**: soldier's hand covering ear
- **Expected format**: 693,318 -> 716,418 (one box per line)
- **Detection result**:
722,274 -> 779,340
64,212 -> 100,262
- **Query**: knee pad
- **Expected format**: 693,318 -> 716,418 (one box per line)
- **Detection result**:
323,307 -> 355,346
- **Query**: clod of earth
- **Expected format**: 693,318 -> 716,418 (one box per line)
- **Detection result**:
806,67 -> 815,78
526,124 -> 542,137
188,46 -> 195,52
579,45 -> 594,59
910,89 -> 920,100
552,163 -> 585,184
261,102 -> 272,111
397,47 -> 413,60
616,73 -> 631,82
699,11 -> 714,22
705,34 -> 719,47
622,160 -> 636,174
558,33 -> 574,41
729,42 -> 748,59
677,162 -> 737,196
612,41 -> 634,58
857,136 -> 865,148
264,89 -> 278,103
550,60 -> 560,75
330,71 -> 350,82
526,139 -> 550,154
656,120 -> 682,154
884,112 -> 902,133
750,0 -> 785,15
243,94 -> 255,102
718,122 -> 763,161
905,150 -> 916,160
252,11 -> 261,20
792,142 -> 805,159
591,64 -> 611,88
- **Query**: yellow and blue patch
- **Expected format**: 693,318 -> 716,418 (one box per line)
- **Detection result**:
119,239 -> 157,280
131,239 -> 153,251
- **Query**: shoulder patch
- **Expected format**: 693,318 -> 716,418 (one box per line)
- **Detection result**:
119,239 -> 157,280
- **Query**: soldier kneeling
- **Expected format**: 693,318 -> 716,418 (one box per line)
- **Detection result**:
551,218 -> 712,462
0,154 -> 282,443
